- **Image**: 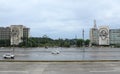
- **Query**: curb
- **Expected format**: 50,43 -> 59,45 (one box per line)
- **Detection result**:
1,60 -> 120,62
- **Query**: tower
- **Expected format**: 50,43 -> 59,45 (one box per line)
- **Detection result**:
94,20 -> 97,29
89,20 -> 99,46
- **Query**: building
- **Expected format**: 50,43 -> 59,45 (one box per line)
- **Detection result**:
0,27 -> 10,40
99,26 -> 109,45
110,29 -> 120,45
0,25 -> 30,45
90,20 -> 99,45
90,21 -> 120,46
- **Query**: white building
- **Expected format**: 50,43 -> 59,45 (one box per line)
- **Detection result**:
99,26 -> 109,45
90,21 -> 120,46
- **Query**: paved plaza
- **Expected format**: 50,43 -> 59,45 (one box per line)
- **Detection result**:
0,62 -> 120,74
1,47 -> 120,61
0,47 -> 120,74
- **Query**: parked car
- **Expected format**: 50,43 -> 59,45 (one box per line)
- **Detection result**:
51,50 -> 60,54
3,53 -> 15,59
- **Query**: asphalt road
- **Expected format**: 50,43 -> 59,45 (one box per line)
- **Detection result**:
0,47 -> 120,61
0,62 -> 120,74
0,47 -> 120,74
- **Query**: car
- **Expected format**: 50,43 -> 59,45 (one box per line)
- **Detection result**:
51,50 -> 60,54
3,53 -> 15,59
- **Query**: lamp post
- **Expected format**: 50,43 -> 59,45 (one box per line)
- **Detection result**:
83,29 -> 85,49
11,28 -> 18,54
11,30 -> 15,54
82,29 -> 85,60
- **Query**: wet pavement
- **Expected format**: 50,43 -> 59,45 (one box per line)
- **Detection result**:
0,47 -> 120,61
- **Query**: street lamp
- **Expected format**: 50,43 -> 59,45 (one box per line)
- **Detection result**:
82,29 -> 85,60
11,30 -> 15,54
82,29 -> 85,48
11,28 -> 19,54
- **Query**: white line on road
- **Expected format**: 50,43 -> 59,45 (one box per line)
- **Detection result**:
90,70 -> 115,72
0,71 -> 28,73
16,54 -> 39,56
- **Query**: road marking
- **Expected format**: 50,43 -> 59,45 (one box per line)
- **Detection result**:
0,71 -> 28,73
15,54 -> 29,56
16,54 -> 40,57
90,70 -> 114,72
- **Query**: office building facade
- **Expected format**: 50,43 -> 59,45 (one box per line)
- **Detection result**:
0,25 -> 29,45
90,20 -> 99,45
90,28 -> 99,45
90,21 -> 120,46
99,26 -> 110,45
109,29 -> 120,45
0,27 -> 10,40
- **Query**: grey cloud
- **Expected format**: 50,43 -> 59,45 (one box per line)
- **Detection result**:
0,0 -> 120,39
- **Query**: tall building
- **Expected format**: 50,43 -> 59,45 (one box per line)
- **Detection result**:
0,25 -> 30,45
90,20 -> 99,45
90,21 -> 120,46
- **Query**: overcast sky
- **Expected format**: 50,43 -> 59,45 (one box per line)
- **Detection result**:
0,0 -> 120,39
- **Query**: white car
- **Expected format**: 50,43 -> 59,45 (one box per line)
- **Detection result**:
3,53 -> 15,59
51,50 -> 60,54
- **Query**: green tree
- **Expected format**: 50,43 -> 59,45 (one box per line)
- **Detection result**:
76,39 -> 84,47
85,39 -> 90,46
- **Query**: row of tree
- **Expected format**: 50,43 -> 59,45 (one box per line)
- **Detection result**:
0,36 -> 90,47
19,36 -> 90,47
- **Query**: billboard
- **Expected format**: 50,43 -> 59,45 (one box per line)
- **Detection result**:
99,26 -> 109,45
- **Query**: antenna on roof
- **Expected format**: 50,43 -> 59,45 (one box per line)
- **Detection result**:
94,20 -> 97,29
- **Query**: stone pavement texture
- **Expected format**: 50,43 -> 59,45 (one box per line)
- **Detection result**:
0,62 -> 120,74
